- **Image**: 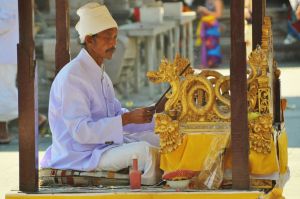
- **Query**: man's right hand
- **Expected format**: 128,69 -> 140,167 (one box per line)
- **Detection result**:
121,107 -> 155,126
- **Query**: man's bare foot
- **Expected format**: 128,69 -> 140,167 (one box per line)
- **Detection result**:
0,121 -> 11,144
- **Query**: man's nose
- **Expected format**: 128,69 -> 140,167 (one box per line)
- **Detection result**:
111,38 -> 117,47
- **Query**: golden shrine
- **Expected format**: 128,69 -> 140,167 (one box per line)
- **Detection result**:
147,16 -> 288,197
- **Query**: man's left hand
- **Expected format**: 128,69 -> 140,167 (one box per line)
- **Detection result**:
121,106 -> 155,125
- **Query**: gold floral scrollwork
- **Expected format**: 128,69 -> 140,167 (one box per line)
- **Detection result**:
180,75 -> 215,121
249,114 -> 273,154
258,88 -> 271,114
261,16 -> 272,53
248,80 -> 258,112
154,113 -> 183,153
213,76 -> 231,120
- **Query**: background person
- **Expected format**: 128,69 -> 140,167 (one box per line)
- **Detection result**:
284,0 -> 300,44
195,0 -> 223,68
0,0 -> 47,144
0,0 -> 19,144
244,0 -> 252,58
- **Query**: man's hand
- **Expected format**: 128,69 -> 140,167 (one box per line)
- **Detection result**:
121,106 -> 155,126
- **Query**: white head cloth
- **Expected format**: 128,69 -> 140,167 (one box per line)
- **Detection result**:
75,2 -> 118,43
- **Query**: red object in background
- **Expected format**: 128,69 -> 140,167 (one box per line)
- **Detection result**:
183,5 -> 191,12
288,7 -> 300,32
133,7 -> 140,22
130,156 -> 141,189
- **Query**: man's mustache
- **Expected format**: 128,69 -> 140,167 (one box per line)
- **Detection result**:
106,47 -> 116,52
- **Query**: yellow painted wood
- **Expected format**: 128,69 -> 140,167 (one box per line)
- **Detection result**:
6,191 -> 262,199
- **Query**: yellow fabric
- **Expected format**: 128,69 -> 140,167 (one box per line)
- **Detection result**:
195,15 -> 217,47
249,138 -> 279,175
262,187 -> 284,199
278,130 -> 288,174
195,20 -> 202,46
248,112 -> 260,120
160,133 -> 228,172
224,113 -> 280,175
224,138 -> 279,175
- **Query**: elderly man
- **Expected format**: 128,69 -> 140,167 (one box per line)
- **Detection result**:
40,3 -> 160,185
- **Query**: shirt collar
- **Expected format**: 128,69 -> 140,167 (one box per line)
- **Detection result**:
78,48 -> 104,74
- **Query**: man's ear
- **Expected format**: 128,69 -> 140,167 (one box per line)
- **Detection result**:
84,35 -> 93,46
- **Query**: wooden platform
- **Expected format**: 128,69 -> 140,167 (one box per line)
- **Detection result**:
5,187 -> 262,199
5,192 -> 262,199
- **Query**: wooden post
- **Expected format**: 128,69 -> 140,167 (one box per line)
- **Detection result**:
274,77 -> 281,125
55,0 -> 70,75
230,0 -> 250,189
252,0 -> 265,49
18,0 -> 39,192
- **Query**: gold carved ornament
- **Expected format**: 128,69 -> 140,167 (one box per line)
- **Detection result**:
248,114 -> 273,154
147,55 -> 231,153
147,27 -> 278,153
154,113 -> 183,154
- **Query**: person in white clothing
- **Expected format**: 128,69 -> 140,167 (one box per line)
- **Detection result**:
0,0 -> 19,144
0,0 -> 47,144
40,3 -> 162,185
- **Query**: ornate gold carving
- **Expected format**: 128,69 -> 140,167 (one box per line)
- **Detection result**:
261,16 -> 272,54
180,122 -> 230,133
154,113 -> 183,153
258,88 -> 271,114
147,57 -> 231,124
180,75 -> 215,120
147,17 -> 279,154
248,80 -> 258,112
247,46 -> 263,84
247,38 -> 275,116
249,114 -> 273,154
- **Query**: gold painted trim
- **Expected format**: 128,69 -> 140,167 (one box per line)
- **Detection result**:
6,191 -> 262,199
180,122 -> 230,133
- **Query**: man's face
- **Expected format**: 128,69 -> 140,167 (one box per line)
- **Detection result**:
87,28 -> 118,60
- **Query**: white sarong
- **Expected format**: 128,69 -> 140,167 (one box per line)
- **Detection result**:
0,63 -> 18,121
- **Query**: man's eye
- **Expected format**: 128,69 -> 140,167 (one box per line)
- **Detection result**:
103,36 -> 115,40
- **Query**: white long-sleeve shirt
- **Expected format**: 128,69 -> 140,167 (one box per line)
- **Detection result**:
0,0 -> 18,65
40,49 -> 154,171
